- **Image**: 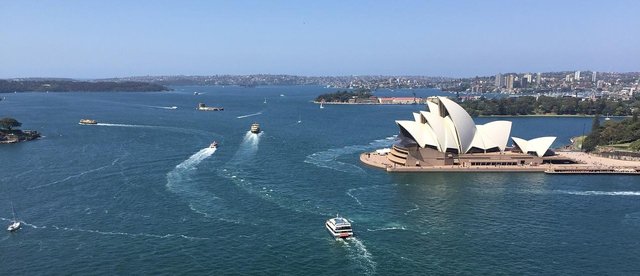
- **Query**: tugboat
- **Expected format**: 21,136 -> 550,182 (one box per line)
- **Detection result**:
325,214 -> 353,239
250,123 -> 261,134
79,119 -> 97,125
209,141 -> 218,149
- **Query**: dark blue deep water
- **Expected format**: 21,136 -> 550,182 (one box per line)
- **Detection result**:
1,86 -> 639,275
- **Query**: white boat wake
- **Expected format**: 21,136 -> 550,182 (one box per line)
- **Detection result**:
0,218 -> 207,241
340,237 -> 377,275
93,123 -> 214,137
167,148 -> 227,219
236,112 -> 263,119
552,190 -> 640,196
305,136 -> 397,174
28,157 -> 122,190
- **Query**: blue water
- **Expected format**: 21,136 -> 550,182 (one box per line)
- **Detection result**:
1,86 -> 639,275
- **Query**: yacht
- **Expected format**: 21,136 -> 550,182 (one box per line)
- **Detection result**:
209,141 -> 218,148
325,215 -> 353,239
79,119 -> 97,125
250,123 -> 261,134
7,202 -> 20,232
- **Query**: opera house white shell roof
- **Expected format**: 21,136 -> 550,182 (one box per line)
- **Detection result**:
395,96 -> 555,156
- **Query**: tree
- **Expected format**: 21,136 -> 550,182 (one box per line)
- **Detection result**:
0,117 -> 21,130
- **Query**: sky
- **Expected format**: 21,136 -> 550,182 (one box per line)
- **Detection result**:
1,0 -> 639,78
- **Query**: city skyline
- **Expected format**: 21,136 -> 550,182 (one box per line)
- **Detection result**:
1,0 -> 639,78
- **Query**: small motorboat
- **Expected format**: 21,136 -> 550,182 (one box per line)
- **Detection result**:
325,214 -> 353,239
209,141 -> 218,148
250,123 -> 261,134
79,119 -> 97,125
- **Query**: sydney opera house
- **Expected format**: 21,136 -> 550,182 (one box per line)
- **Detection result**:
373,96 -> 561,169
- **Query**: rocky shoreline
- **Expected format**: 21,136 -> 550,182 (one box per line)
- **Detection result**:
0,129 -> 41,144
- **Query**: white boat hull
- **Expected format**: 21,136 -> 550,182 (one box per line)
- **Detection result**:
7,221 -> 20,232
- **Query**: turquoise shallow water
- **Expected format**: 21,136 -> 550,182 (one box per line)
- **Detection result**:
1,86 -> 639,275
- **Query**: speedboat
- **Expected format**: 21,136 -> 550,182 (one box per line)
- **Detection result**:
79,119 -> 97,125
325,215 -> 353,239
209,141 -> 218,148
250,123 -> 261,134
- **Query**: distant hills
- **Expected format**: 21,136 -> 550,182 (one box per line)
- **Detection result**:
0,79 -> 170,93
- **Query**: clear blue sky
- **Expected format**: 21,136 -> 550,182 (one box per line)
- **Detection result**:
1,0 -> 638,78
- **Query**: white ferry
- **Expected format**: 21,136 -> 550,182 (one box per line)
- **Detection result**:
325,215 -> 353,239
250,123 -> 260,134
79,119 -> 97,125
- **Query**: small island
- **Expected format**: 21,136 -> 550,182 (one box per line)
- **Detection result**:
0,79 -> 171,93
314,89 -> 428,105
0,117 -> 40,144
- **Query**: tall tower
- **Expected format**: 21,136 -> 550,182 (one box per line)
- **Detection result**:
536,72 -> 542,86
495,73 -> 502,87
574,71 -> 581,81
592,71 -> 597,82
506,75 -> 514,92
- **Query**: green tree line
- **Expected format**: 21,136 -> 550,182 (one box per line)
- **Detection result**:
0,80 -> 170,93
459,95 -> 639,117
315,89 -> 373,102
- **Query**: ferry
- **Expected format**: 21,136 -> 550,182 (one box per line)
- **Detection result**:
209,141 -> 218,148
79,119 -> 97,125
325,215 -> 353,239
250,123 -> 261,134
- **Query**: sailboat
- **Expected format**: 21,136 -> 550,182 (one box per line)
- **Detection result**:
320,102 -> 324,109
297,114 -> 302,124
264,98 -> 267,104
7,202 -> 20,232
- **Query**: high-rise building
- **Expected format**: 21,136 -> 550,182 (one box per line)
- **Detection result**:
495,73 -> 502,87
592,71 -> 597,82
523,73 -> 532,83
574,71 -> 581,81
536,72 -> 542,86
506,75 -> 514,92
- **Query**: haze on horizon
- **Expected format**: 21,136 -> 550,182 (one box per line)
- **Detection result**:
1,0 -> 638,79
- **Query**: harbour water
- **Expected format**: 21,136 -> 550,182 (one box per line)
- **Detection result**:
1,86 -> 639,274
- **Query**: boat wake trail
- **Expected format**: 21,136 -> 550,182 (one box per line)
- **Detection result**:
236,112 -> 263,119
3,218 -> 207,241
305,136 -> 397,174
341,237 -> 376,275
167,148 -> 226,218
28,157 -> 122,190
552,190 -> 640,196
94,123 -> 215,137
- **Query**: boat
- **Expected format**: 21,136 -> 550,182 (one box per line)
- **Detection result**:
194,91 -> 200,95
320,102 -> 324,109
264,98 -> 267,104
325,214 -> 353,239
209,141 -> 218,148
250,123 -> 261,134
79,119 -> 97,125
197,103 -> 224,111
7,202 -> 20,232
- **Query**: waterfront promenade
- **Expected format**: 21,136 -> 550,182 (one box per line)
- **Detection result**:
360,151 -> 640,174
